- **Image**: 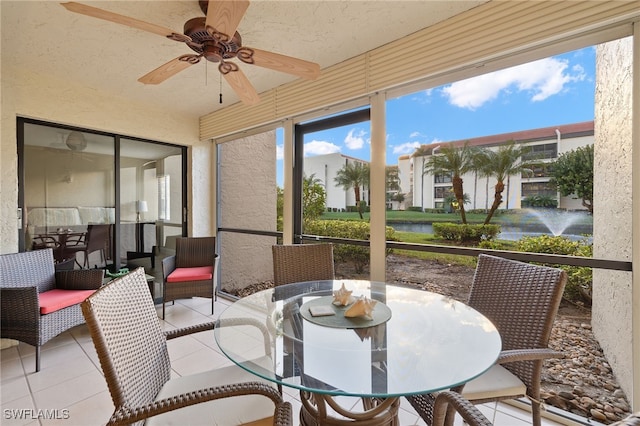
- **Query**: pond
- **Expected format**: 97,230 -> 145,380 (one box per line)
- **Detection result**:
389,222 -> 592,242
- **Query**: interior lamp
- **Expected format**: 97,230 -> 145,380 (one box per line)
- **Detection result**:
136,200 -> 148,222
65,131 -> 87,151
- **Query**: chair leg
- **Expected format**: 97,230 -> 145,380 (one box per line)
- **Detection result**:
531,399 -> 542,426
35,346 -> 40,372
162,301 -> 165,319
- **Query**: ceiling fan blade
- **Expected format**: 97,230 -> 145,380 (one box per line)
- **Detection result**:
205,0 -> 249,39
248,48 -> 320,80
223,67 -> 260,106
61,2 -> 177,38
138,56 -> 199,85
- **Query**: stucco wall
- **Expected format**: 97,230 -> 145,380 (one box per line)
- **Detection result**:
1,65 -> 208,254
218,131 -> 277,293
593,37 -> 633,398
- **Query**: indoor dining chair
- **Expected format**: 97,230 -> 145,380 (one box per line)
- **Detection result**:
61,223 -> 111,269
272,243 -> 335,286
407,253 -> 567,426
82,267 -> 292,426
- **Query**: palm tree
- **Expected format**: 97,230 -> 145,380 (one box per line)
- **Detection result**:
472,149 -> 494,212
423,143 -> 475,224
469,147 -> 487,210
483,141 -> 532,224
334,162 -> 370,219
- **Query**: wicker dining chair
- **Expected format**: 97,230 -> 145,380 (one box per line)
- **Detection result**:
432,392 -> 492,426
272,243 -> 335,286
82,267 -> 292,426
161,236 -> 217,319
0,248 -> 105,372
61,223 -> 112,269
429,391 -> 640,426
407,254 -> 567,426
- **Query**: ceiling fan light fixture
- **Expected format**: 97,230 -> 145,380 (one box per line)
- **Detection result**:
66,131 -> 87,151
62,0 -> 320,106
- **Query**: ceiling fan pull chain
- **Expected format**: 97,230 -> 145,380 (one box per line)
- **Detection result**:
219,74 -> 223,104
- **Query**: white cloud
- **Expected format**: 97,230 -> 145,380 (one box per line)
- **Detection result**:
304,140 -> 341,156
344,129 -> 367,150
276,144 -> 284,160
409,131 -> 423,138
441,57 -> 586,110
410,88 -> 434,104
393,141 -> 421,155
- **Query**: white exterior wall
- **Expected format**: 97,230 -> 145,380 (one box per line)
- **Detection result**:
412,156 -> 436,211
0,66 -> 206,255
592,37 -> 633,399
218,132 -> 276,293
305,153 -> 369,211
395,156 -> 413,209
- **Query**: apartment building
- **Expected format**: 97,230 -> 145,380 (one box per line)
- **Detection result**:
304,152 -> 370,211
406,121 -> 594,212
306,121 -> 593,213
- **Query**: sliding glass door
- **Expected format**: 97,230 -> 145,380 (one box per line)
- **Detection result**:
18,118 -> 186,276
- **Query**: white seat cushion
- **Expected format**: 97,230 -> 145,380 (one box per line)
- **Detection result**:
146,356 -> 278,425
461,364 -> 527,401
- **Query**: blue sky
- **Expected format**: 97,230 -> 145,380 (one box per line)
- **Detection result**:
277,46 -> 595,185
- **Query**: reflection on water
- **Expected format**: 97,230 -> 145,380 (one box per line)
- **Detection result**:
390,222 -> 592,242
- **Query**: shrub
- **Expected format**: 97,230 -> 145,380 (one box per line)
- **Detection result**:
305,220 -> 396,273
407,206 -> 423,212
423,208 -> 446,214
517,235 -> 593,305
432,223 -> 501,244
522,195 -> 558,208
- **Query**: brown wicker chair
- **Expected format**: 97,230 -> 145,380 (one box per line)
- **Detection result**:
272,243 -> 335,286
407,254 -> 567,426
82,268 -> 292,426
161,236 -> 217,319
61,223 -> 112,269
430,391 -> 640,426
0,248 -> 105,372
432,391 -> 492,426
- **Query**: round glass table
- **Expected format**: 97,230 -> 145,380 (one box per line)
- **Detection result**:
214,280 -> 501,425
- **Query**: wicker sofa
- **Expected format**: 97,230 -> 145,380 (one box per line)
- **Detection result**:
0,248 -> 104,372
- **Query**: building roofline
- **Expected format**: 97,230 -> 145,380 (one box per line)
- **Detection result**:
415,121 -> 594,154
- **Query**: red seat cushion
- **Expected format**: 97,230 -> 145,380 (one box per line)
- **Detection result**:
167,266 -> 213,283
39,289 -> 96,315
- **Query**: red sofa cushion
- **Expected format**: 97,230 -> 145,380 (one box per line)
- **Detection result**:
39,289 -> 96,315
167,266 -> 213,283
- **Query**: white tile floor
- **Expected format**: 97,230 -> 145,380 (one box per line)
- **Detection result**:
1,296 -> 578,426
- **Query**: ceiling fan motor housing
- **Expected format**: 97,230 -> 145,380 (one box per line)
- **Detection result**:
183,17 -> 242,62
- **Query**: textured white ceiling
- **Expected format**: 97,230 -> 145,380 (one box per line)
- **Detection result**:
2,1 -> 485,118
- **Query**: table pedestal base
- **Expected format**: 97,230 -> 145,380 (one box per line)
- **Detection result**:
299,391 -> 399,426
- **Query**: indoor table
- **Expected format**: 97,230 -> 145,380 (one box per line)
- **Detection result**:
33,229 -> 86,262
214,280 -> 501,426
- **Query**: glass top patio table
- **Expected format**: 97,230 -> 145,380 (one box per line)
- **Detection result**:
215,279 -> 501,399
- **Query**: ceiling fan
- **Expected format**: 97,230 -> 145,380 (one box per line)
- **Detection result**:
61,1 -> 321,106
